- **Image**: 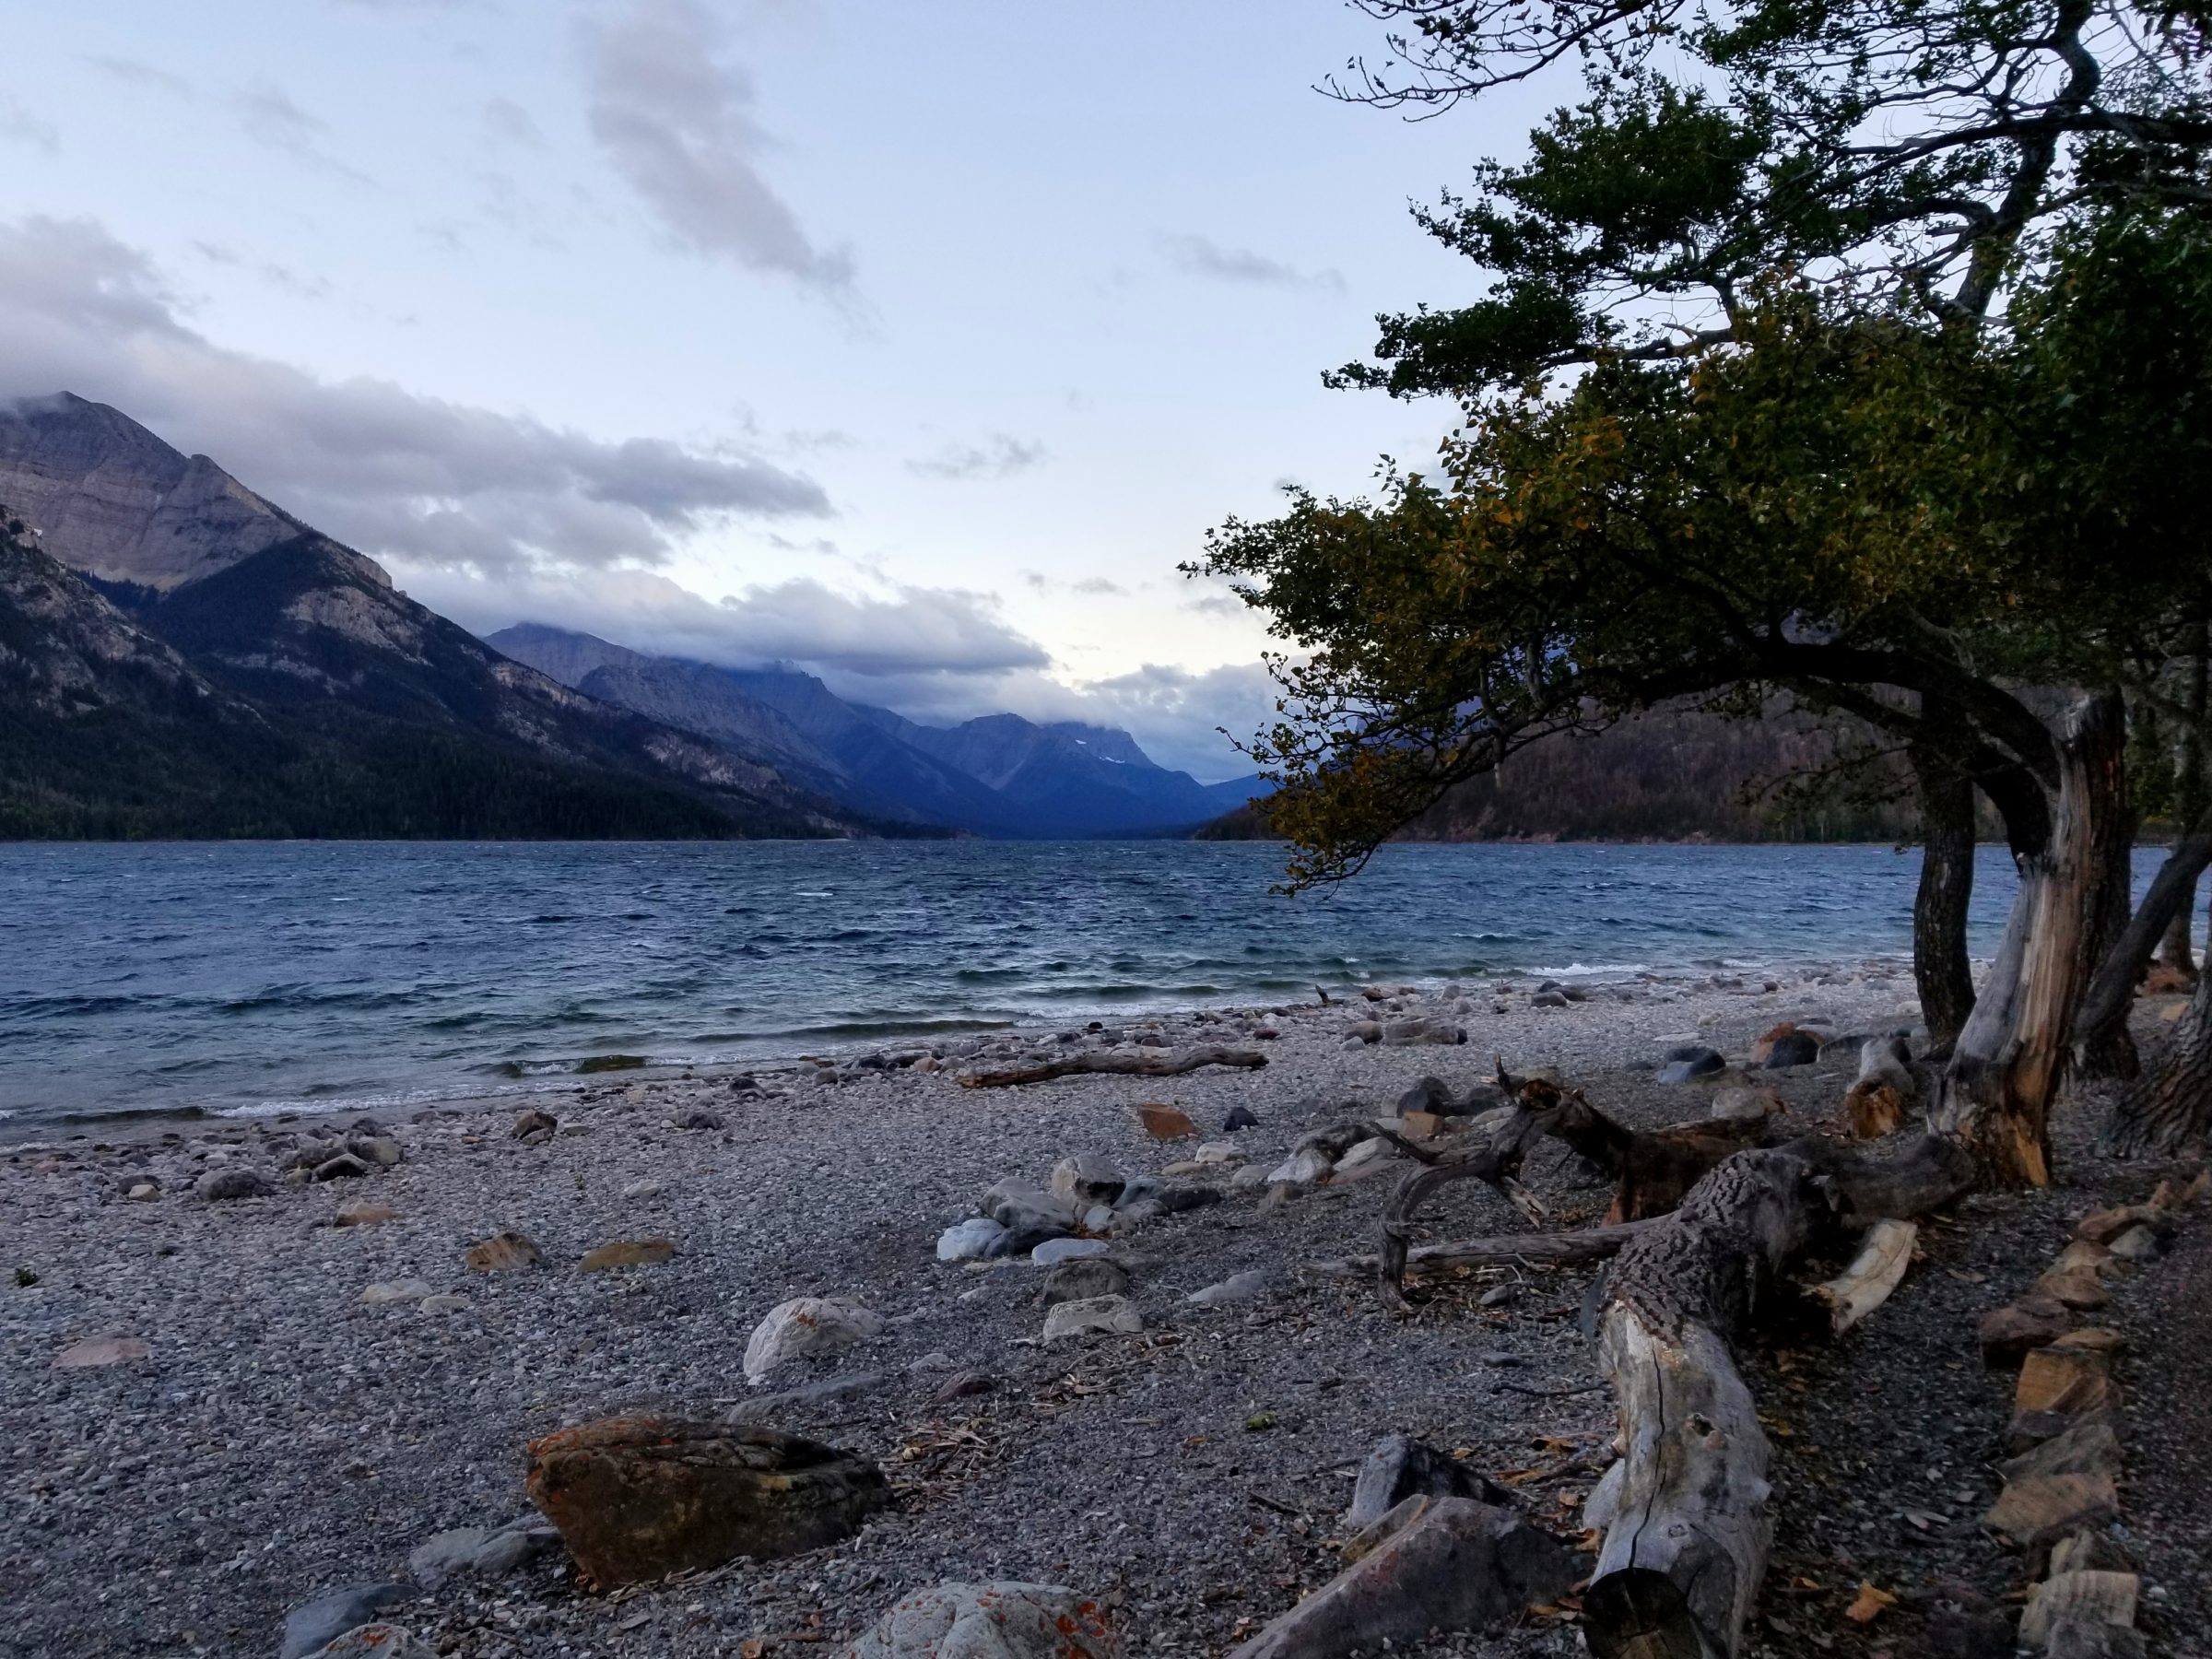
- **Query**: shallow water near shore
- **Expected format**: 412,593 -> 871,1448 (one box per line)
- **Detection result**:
0,838 -> 2077,1129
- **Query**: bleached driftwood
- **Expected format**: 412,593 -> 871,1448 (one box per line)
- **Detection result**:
958,1046 -> 1266,1088
1807,1219 -> 1918,1335
1307,1219 -> 1654,1279
1844,1036 -> 1918,1138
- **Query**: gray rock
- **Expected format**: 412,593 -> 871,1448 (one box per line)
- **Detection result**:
1041,1257 -> 1130,1307
726,1371 -> 883,1424
280,1583 -> 410,1659
1159,1185 -> 1224,1214
981,1179 -> 1079,1253
1381,1018 -> 1466,1046
1047,1155 -> 1125,1208
1662,1044 -> 1725,1076
1031,1237 -> 1111,1266
408,1514 -> 559,1587
1530,990 -> 1570,1008
312,1153 -> 371,1182
1041,1294 -> 1143,1342
1761,1031 -> 1820,1068
935,1218 -> 1006,1262
301,1627 -> 426,1659
742,1297 -> 883,1382
195,1167 -> 270,1202
846,1582 -> 1117,1659
1187,1270 -> 1271,1306
1226,1499 -> 1575,1659
346,1135 -> 403,1167
1345,1434 -> 1508,1528
1396,1077 -> 1453,1116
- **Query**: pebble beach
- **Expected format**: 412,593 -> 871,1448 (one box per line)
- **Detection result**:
4,958 -> 2197,1658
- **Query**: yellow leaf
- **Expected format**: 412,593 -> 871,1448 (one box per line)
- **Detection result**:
1844,1582 -> 1897,1625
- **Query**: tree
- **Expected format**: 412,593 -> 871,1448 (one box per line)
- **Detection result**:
1313,0 -> 2212,1046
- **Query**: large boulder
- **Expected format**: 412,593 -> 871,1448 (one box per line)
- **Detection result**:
1048,1155 -> 1125,1208
843,1582 -> 1117,1659
1041,1295 -> 1142,1342
980,1179 -> 1080,1254
525,1417 -> 888,1591
744,1297 -> 884,1382
1226,1498 -> 1576,1659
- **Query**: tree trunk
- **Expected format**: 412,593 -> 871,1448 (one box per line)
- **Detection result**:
1934,692 -> 2125,1186
2071,820 -> 2212,1069
2159,623 -> 2208,974
1911,712 -> 1979,1053
2106,954 -> 2212,1155
2070,723 -> 2140,1081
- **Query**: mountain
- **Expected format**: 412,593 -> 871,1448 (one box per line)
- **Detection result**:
0,396 -> 869,841
489,623 -> 1263,837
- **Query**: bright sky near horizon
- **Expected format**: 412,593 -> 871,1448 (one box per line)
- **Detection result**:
2,1 -> 1544,778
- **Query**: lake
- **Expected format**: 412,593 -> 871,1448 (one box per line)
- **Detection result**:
0,839 -> 2072,1130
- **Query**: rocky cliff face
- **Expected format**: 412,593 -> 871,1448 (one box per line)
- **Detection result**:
0,396 -> 869,841
0,394 -> 365,594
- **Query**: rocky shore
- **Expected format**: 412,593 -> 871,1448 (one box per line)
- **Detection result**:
4,959 -> 2199,1657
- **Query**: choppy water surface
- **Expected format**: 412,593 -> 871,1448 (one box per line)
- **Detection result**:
0,840 -> 2048,1128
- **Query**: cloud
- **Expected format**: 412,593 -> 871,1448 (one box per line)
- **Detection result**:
582,0 -> 853,289
1022,570 -> 1127,597
192,241 -> 334,302
1160,233 -> 1345,294
482,97 -> 546,148
412,563 -> 1049,680
234,84 -> 375,184
0,215 -> 830,576
907,434 -> 1048,481
85,57 -> 193,97
0,98 -> 59,156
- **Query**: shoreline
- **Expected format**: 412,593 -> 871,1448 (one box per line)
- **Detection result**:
0,954 -> 1936,1148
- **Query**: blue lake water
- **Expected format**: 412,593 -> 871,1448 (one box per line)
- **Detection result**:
0,839 -> 2093,1130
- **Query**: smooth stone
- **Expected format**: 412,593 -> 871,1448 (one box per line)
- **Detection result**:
1223,1105 -> 1260,1131
1048,1154 -> 1125,1208
279,1583 -> 411,1659
347,1135 -> 403,1167
727,1371 -> 885,1424
1031,1237 -> 1111,1267
621,1180 -> 664,1201
300,1626 -> 425,1659
1041,1257 -> 1130,1307
1136,1103 -> 1197,1140
409,1514 -> 560,1587
845,1582 -> 1117,1659
360,1278 -> 436,1305
335,1201 -> 398,1227
464,1230 -> 543,1272
1983,1473 -> 2118,1552
195,1168 -> 271,1202
1187,1270 -> 1271,1306
418,1294 -> 471,1315
578,1238 -> 676,1272
1345,1434 -> 1507,1528
936,1218 -> 1007,1263
53,1335 -> 150,1369
743,1296 -> 884,1382
1041,1294 -> 1143,1342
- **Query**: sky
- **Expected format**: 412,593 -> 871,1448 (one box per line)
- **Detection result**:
0,1 -> 1545,779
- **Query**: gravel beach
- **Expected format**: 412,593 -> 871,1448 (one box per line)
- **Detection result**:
4,959 -> 2202,1659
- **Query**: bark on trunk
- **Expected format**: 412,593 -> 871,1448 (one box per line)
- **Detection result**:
1581,1143 -> 1972,1659
1934,692 -> 2126,1187
2159,626 -> 2208,975
2071,821 -> 2212,1070
1911,712 -> 1979,1054
2106,959 -> 2212,1155
2070,724 -> 2140,1081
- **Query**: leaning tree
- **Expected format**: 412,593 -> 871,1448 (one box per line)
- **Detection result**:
1313,0 -> 2212,1048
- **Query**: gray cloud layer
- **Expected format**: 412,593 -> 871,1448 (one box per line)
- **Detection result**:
582,0 -> 853,289
1160,232 -> 1345,294
907,434 -> 1049,482
0,215 -> 830,575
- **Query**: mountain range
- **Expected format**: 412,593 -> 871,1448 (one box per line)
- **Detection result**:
0,393 -> 1262,841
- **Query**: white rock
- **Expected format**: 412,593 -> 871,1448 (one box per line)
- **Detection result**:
1031,1238 -> 1111,1266
1193,1141 -> 1242,1164
744,1296 -> 885,1381
1266,1147 -> 1334,1187
846,1581 -> 1117,1659
1187,1270 -> 1271,1306
936,1218 -> 1007,1262
418,1294 -> 470,1315
1230,1163 -> 1272,1191
1041,1294 -> 1144,1343
360,1278 -> 436,1305
1335,1137 -> 1395,1172
621,1180 -> 664,1201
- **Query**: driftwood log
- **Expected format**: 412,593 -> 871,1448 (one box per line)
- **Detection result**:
1843,1035 -> 1918,1139
1580,1144 -> 1970,1659
1374,1075 -> 1780,1303
958,1046 -> 1266,1088
1306,1220 -> 1654,1279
